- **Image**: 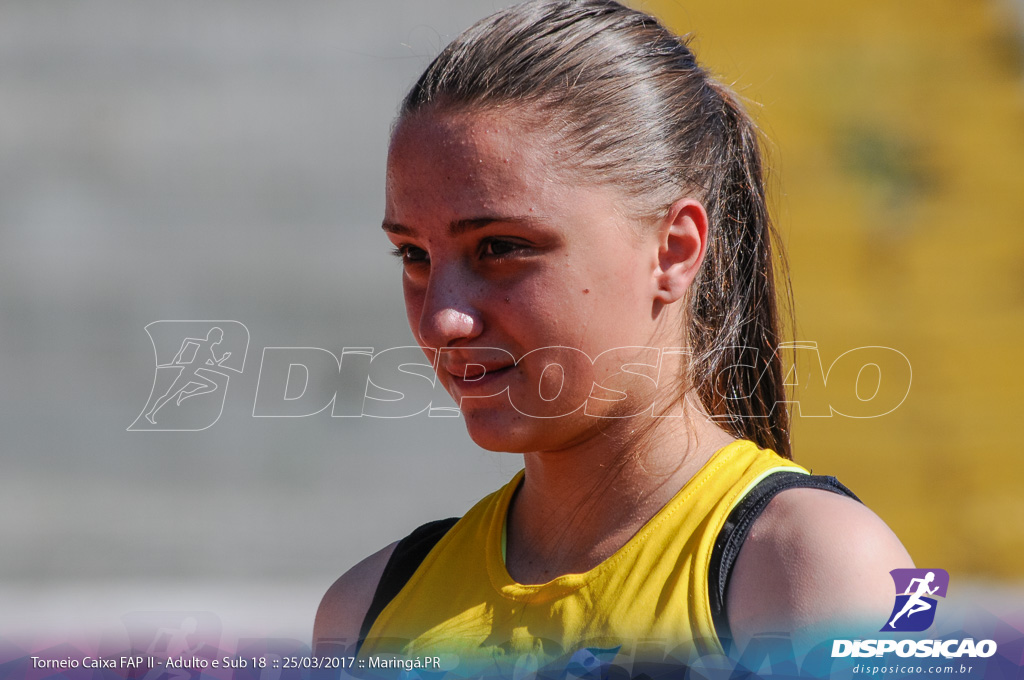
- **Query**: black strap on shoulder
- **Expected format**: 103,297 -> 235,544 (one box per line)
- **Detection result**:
708,471 -> 860,647
357,517 -> 460,650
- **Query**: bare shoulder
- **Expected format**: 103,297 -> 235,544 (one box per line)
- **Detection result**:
313,542 -> 397,651
726,486 -> 913,647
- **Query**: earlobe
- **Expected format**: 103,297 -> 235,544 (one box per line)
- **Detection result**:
653,198 -> 709,304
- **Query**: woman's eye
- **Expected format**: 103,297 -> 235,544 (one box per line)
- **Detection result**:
391,245 -> 429,265
482,239 -> 525,258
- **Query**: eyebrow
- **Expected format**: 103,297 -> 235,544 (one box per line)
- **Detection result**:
381,215 -> 540,237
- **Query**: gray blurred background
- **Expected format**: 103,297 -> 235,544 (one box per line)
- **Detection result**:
0,0 -> 523,643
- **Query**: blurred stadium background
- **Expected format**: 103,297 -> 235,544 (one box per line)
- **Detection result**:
1,0 -> 1021,644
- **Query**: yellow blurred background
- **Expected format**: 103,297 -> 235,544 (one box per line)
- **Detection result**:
648,0 -> 1024,579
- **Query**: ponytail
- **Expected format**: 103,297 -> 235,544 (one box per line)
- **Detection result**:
689,82 -> 792,458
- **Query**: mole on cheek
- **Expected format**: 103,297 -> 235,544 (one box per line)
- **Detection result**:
583,289 -> 590,294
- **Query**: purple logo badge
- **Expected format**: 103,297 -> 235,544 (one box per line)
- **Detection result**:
881,568 -> 949,632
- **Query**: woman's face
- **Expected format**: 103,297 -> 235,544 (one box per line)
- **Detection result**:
384,109 -> 689,453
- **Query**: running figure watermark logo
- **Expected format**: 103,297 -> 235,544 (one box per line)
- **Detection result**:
881,568 -> 949,632
128,321 -> 250,431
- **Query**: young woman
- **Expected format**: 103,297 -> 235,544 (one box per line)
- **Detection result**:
315,0 -> 911,673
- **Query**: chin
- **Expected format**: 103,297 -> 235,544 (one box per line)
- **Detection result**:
461,409 -> 534,453
460,403 -> 587,454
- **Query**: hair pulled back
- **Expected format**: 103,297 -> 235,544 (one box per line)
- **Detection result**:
401,0 -> 792,458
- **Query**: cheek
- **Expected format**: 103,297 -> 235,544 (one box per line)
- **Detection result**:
518,281 -> 627,354
402,279 -> 426,341
513,275 -> 588,330
504,347 -> 598,421
540,352 -> 597,401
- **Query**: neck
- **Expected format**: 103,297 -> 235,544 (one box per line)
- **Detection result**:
504,407 -> 737,584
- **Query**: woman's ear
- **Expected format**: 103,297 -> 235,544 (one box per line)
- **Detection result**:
653,198 -> 709,304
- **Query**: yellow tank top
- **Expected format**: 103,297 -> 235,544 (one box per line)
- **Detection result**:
361,439 -> 806,674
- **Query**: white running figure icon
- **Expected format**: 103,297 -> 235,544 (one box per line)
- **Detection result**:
145,327 -> 231,424
889,571 -> 939,627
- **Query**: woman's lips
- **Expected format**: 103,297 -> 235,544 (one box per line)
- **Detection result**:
445,363 -> 514,397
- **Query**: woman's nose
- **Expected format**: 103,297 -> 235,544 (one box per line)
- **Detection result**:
423,308 -> 480,347
417,270 -> 483,348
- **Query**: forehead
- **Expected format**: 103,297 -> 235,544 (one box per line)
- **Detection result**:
385,109 -> 563,220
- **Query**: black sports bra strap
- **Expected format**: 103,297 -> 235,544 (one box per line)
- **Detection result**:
357,517 -> 460,652
707,471 -> 860,647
